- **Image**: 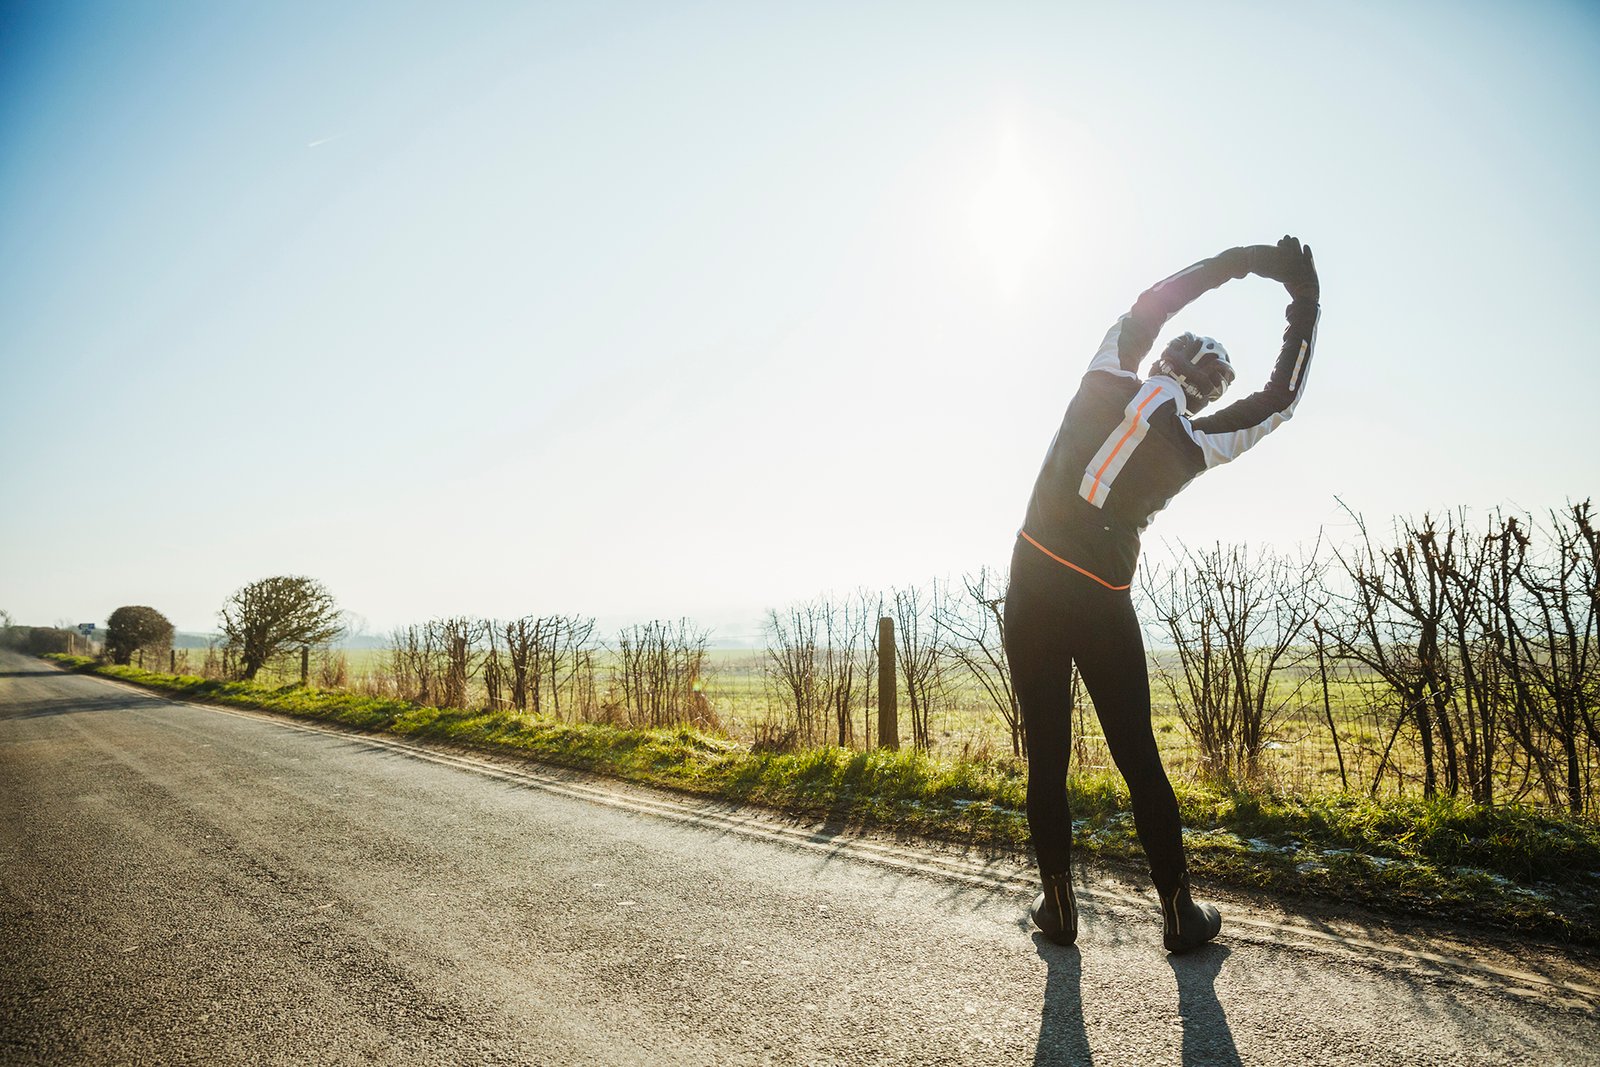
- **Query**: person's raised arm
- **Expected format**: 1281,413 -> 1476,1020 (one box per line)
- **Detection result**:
1185,235 -> 1320,464
1085,244 -> 1274,378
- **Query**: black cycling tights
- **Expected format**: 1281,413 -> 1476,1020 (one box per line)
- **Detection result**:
1003,538 -> 1185,893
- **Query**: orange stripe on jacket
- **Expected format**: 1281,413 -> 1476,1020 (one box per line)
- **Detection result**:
1088,390 -> 1164,508
1086,389 -> 1160,504
1019,531 -> 1131,592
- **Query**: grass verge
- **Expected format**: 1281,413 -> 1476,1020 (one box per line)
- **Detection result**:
45,653 -> 1600,944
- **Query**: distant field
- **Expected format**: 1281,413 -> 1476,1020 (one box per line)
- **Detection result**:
159,640 -> 1446,804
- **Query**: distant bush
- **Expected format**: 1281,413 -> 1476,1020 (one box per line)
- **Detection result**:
0,626 -> 75,655
106,605 -> 174,666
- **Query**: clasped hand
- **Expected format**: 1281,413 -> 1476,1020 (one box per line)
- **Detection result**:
1246,235 -> 1318,301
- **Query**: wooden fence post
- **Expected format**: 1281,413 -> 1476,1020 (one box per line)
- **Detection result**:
877,616 -> 898,751
170,649 -> 176,673
300,646 -> 310,686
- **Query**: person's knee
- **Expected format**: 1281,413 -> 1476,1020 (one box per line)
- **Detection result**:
1106,747 -> 1171,792
1125,770 -> 1179,810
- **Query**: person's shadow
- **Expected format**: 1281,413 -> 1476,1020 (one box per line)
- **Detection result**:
1169,944 -> 1242,1066
1031,936 -> 1092,1067
1031,937 -> 1242,1067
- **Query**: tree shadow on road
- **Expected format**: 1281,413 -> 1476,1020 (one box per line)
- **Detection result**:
0,693 -> 147,720
1031,936 -> 1092,1066
1170,944 -> 1241,1067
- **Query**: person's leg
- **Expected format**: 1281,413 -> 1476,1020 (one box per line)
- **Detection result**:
1004,543 -> 1082,945
1067,589 -> 1186,888
1070,588 -> 1220,952
1003,543 -> 1078,880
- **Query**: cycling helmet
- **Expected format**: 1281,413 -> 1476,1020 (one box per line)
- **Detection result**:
1152,332 -> 1234,413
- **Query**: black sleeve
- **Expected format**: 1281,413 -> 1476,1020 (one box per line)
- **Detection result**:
1190,292 -> 1320,439
1112,246 -> 1251,373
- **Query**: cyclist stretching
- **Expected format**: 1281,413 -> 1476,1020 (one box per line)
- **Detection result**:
1005,235 -> 1319,953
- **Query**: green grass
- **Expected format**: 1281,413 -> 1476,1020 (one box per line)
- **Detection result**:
43,653 -> 1600,944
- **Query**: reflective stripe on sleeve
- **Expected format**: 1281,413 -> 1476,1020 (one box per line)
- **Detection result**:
1079,381 -> 1167,507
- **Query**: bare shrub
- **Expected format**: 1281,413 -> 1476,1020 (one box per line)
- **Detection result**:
893,582 -> 948,751
751,714 -> 800,754
1144,543 -> 1317,782
937,567 -> 1024,757
549,616 -> 599,721
1322,502 -> 1599,813
389,623 -> 438,704
433,617 -> 484,710
316,650 -> 349,689
762,593 -> 877,749
614,618 -> 713,728
501,616 -> 548,713
1490,504 -> 1598,814
482,625 -> 504,710
764,602 -> 823,745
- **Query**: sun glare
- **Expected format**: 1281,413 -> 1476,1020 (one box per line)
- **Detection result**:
968,125 -> 1055,300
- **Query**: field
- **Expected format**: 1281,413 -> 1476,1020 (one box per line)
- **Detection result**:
171,642 -> 1473,812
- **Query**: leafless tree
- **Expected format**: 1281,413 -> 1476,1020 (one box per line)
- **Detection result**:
201,635 -> 223,679
389,623 -> 438,704
893,582 -> 947,751
316,649 -> 350,689
615,618 -> 712,728
855,590 -> 883,749
1433,511 -> 1507,804
558,616 -> 599,721
764,602 -> 824,745
501,616 -> 548,713
493,614 -> 598,719
1493,504 -> 1598,813
1145,543 -> 1317,781
1320,503 -> 1600,811
937,567 -> 1025,757
1330,509 -> 1451,797
483,622 -> 504,710
820,597 -> 863,748
429,617 -> 484,710
762,593 -> 877,748
1309,619 -> 1348,791
219,576 -> 342,681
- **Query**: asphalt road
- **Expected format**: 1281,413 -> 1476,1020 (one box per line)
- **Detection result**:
3,649 -> 1598,1066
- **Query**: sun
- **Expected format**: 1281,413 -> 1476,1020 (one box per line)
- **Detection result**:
969,125 -> 1055,300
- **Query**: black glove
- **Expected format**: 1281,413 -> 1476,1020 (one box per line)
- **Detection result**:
1273,234 -> 1318,302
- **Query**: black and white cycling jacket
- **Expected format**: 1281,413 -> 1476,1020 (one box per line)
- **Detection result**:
1019,246 -> 1320,590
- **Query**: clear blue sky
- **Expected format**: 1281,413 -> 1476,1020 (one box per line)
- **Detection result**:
3,0 -> 1597,641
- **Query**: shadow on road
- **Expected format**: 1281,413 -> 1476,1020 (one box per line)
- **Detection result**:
0,693 -> 149,720
1031,936 -> 1091,1066
1170,944 -> 1241,1067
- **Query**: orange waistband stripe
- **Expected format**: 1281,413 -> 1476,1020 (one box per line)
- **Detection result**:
1018,530 -> 1131,591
